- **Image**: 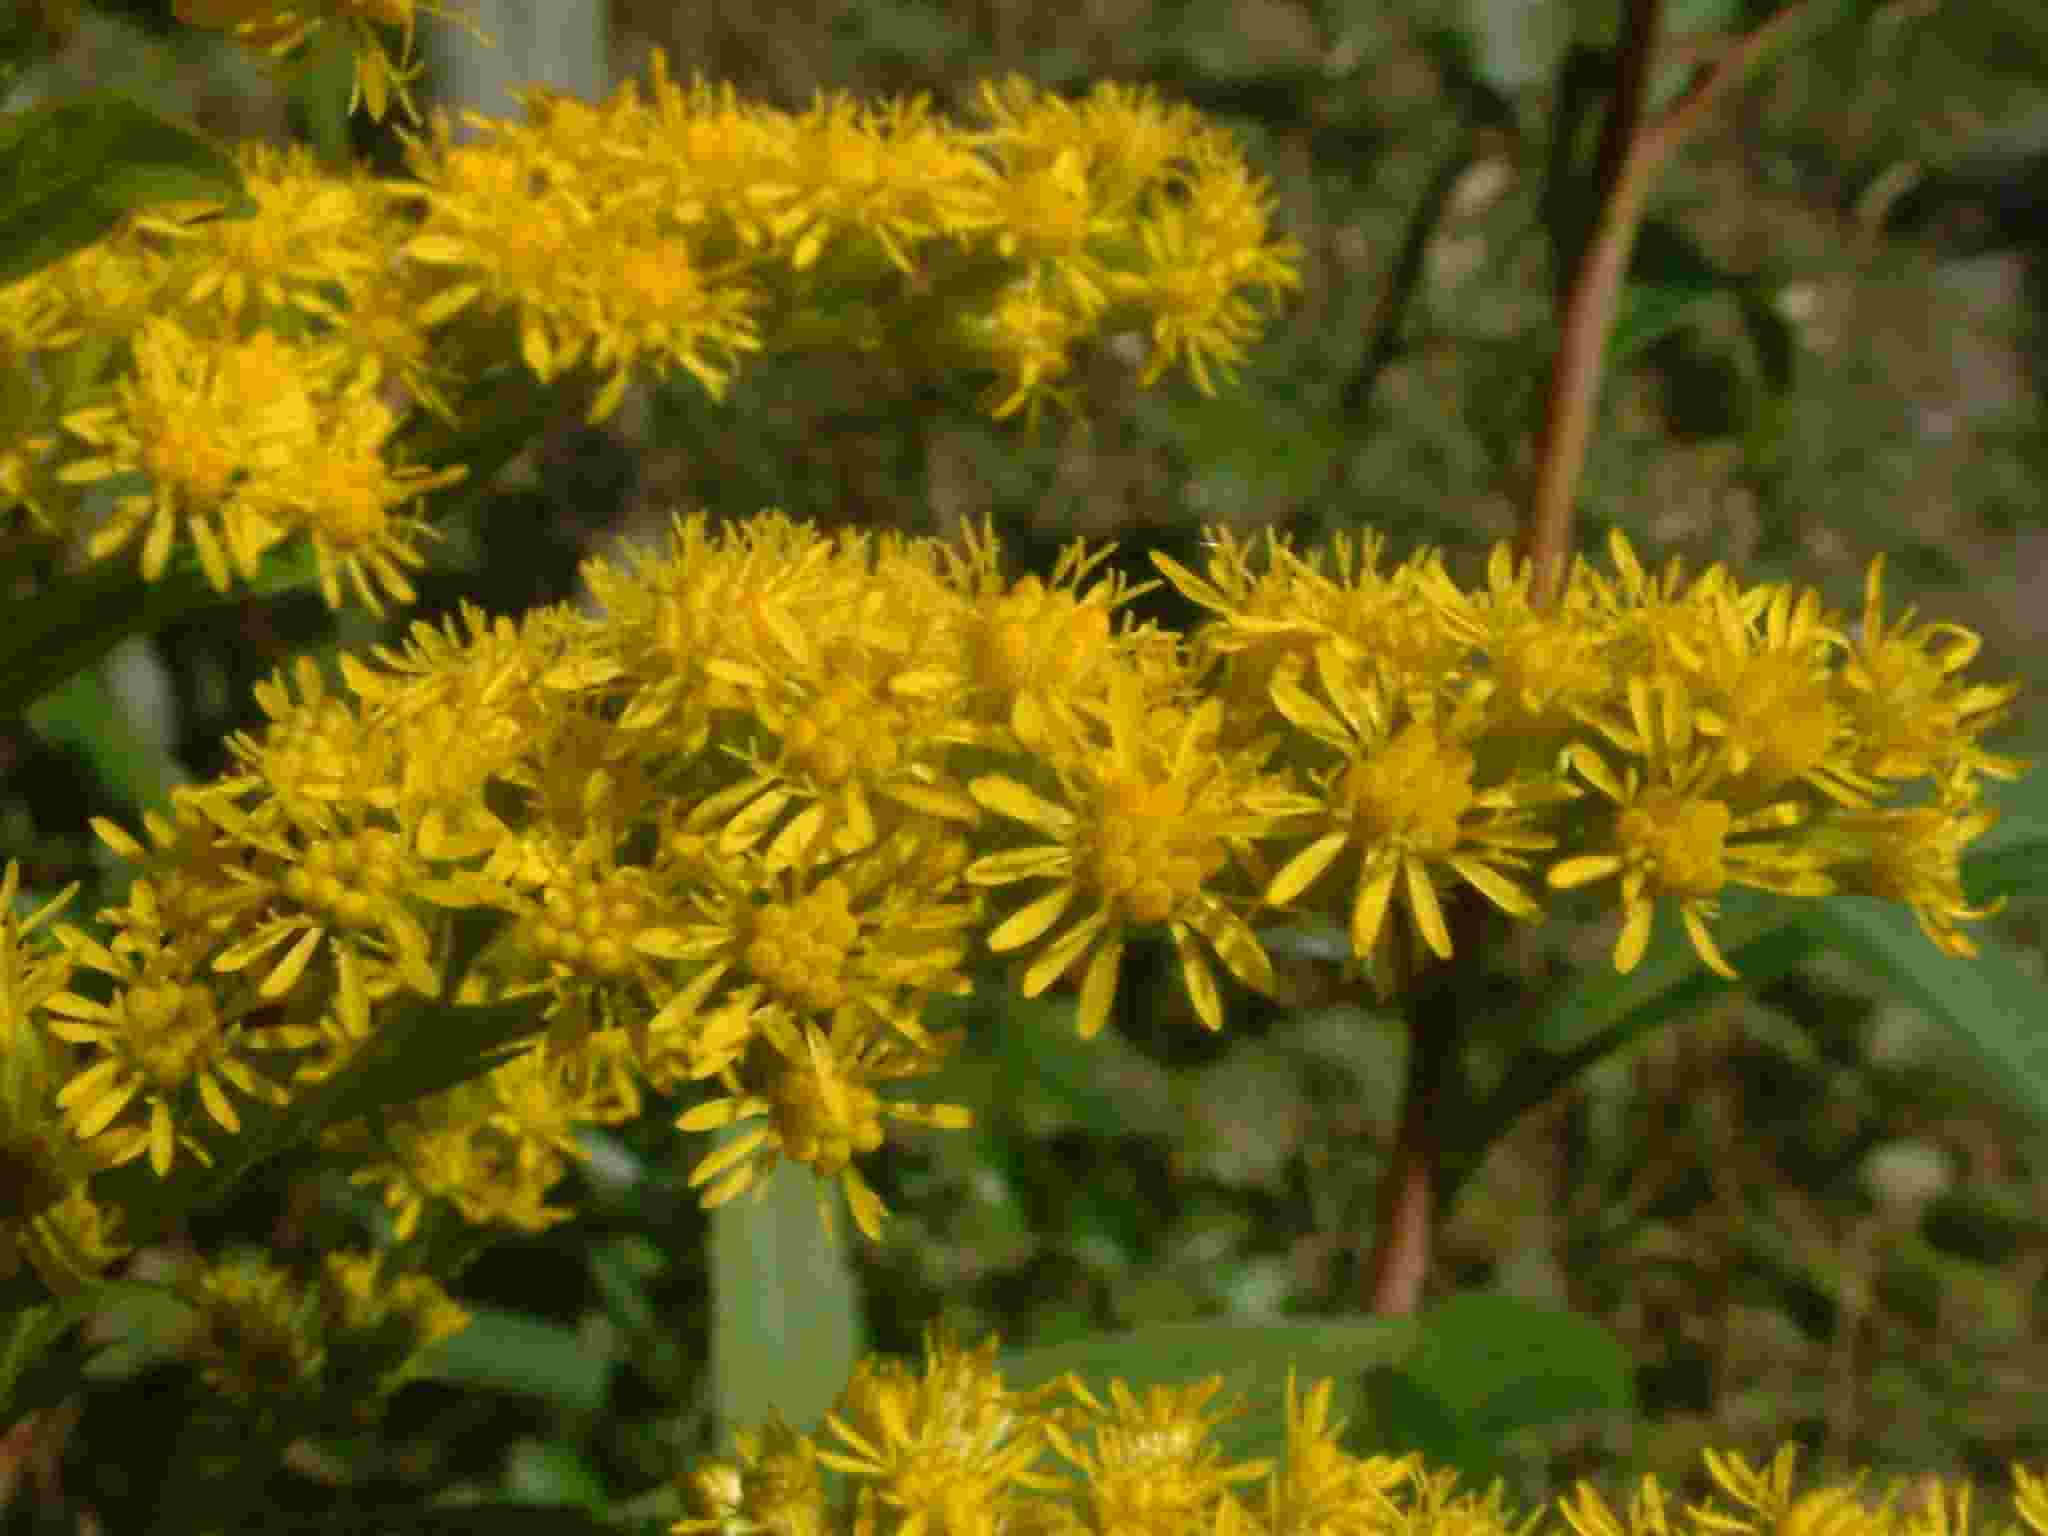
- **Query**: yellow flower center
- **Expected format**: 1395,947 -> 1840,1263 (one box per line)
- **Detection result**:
783,682 -> 900,785
744,879 -> 860,1014
769,1050 -> 883,1174
1095,776 -> 1218,925
1341,721 -> 1473,854
1618,789 -> 1730,895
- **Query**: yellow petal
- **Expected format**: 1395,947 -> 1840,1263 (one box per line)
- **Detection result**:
1267,831 -> 1348,907
1021,912 -> 1107,999
966,846 -> 1071,886
1614,901 -> 1655,974
1349,862 -> 1398,961
1682,904 -> 1738,980
1548,854 -> 1623,889
260,924 -> 324,999
1076,935 -> 1124,1040
1172,925 -> 1223,1031
988,881 -> 1076,953
969,775 -> 1075,836
1405,859 -> 1452,959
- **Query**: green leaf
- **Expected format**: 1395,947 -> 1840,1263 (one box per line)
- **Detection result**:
1368,1293 -> 1635,1481
314,995 -> 546,1127
710,1154 -> 864,1437
0,540 -> 317,717
422,1306 -> 609,1416
1608,220 -> 1734,371
0,95 -> 248,287
1000,1318 -> 1417,1465
1794,897 -> 2048,1132
27,661 -> 182,815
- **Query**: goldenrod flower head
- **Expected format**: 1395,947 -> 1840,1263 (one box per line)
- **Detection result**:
1050,1373 -> 1269,1536
680,1414 -> 831,1536
1840,555 -> 2024,786
1270,1373 -> 1414,1536
678,1006 -> 970,1240
823,1328 -> 1063,1536
1548,677 -> 1831,977
969,675 -> 1288,1037
139,141 -> 382,323
173,0 -> 481,122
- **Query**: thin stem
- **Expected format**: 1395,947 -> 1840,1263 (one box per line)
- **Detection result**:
1359,0 -> 1814,1317
1519,0 -> 1815,607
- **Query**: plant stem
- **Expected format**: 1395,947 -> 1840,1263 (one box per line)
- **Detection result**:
1520,0 -> 1816,606
1360,0 -> 1814,1316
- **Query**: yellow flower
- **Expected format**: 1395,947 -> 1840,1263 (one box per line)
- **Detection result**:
1050,1374 -> 1269,1536
1823,792 -> 2001,959
1264,665 -> 1560,979
59,318 -> 318,587
1838,555 -> 2023,788
1548,678 -> 1831,978
677,1006 -> 970,1240
821,1328 -> 1063,1536
968,682 -> 1288,1038
1269,1373 -> 1413,1536
46,877 -> 290,1177
678,1414 -> 830,1536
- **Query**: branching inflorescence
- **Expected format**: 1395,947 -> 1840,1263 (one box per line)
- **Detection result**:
0,512 -> 2020,1276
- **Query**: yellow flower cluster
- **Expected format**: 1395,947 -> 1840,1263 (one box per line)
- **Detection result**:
2,66 -> 1298,611
172,0 -> 481,122
1156,530 -> 2021,982
680,1331 -> 2048,1536
5,514 -> 2016,1255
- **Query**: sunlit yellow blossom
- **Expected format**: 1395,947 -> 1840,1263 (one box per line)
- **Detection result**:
1264,663 -> 1561,981
1824,793 -> 2000,958
138,141 -> 381,322
0,864 -> 126,1295
969,684 -> 1290,1038
677,1006 -> 970,1240
1549,678 -> 1832,977
958,536 -> 1130,753
1051,1374 -> 1269,1536
1269,1373 -> 1414,1536
58,317 -> 320,586
46,878 -> 290,1176
1839,555 -> 2024,788
821,1328 -> 1064,1536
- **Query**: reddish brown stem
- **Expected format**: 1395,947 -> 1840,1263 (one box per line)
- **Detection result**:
1519,0 -> 1813,608
1362,0 -> 1813,1317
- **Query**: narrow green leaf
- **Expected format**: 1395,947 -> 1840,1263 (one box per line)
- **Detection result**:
0,95 -> 248,286
710,1154 -> 863,1437
314,995 -> 546,1127
422,1306 -> 609,1416
1000,1318 -> 1417,1465
1795,897 -> 2048,1131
